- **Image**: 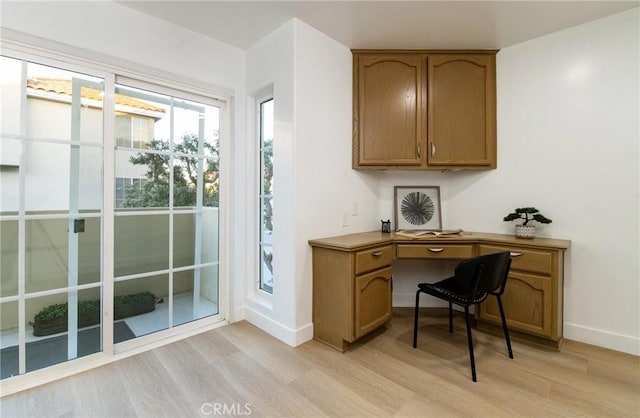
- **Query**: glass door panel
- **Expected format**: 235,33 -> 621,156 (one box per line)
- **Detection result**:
114,214 -> 170,277
114,80 -> 220,342
0,57 -> 104,379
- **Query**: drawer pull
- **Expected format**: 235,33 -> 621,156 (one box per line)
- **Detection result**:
371,251 -> 384,257
510,252 -> 523,257
428,248 -> 444,253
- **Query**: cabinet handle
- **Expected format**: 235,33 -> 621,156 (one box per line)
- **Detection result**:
428,248 -> 444,253
510,252 -> 523,257
371,251 -> 384,257
431,142 -> 436,157
417,144 -> 421,158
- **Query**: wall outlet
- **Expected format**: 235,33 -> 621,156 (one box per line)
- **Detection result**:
342,212 -> 349,227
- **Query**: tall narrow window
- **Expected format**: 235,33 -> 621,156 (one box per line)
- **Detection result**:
259,98 -> 274,293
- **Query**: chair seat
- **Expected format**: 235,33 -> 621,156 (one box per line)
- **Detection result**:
418,277 -> 489,306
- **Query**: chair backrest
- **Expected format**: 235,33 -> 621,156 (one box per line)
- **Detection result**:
454,251 -> 512,297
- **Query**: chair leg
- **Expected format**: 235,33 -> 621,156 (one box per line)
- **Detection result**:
448,302 -> 453,333
413,290 -> 421,348
464,306 -> 477,382
496,295 -> 514,359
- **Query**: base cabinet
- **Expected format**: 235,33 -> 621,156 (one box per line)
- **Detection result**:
311,243 -> 393,351
477,244 -> 564,347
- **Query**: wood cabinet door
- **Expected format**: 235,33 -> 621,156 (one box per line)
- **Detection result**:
427,54 -> 496,168
355,54 -> 425,167
354,267 -> 392,339
479,270 -> 553,338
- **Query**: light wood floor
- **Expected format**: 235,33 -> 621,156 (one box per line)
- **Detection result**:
2,308 -> 639,417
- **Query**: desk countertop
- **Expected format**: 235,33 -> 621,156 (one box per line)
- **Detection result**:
308,230 -> 571,251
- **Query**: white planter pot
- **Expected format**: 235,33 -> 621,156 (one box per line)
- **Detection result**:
515,225 -> 536,238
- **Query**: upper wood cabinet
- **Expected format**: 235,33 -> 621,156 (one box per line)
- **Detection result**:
354,54 -> 425,167
352,50 -> 497,170
428,54 -> 496,167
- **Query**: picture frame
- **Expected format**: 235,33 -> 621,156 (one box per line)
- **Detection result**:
394,186 -> 442,231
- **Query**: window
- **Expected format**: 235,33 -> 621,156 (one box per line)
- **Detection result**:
114,177 -> 146,208
258,98 -> 274,293
115,115 -> 153,148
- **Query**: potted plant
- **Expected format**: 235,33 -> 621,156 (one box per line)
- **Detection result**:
503,207 -> 552,238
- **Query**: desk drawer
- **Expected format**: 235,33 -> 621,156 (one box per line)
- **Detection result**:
355,245 -> 394,275
478,244 -> 553,275
396,244 -> 474,259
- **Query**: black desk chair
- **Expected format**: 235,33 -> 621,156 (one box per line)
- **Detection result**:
412,251 -> 513,382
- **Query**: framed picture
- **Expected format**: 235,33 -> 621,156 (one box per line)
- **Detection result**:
394,186 -> 442,231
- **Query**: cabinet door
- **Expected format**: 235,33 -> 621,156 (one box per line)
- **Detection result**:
355,54 -> 425,167
479,270 -> 553,338
428,54 -> 496,168
354,267 -> 392,339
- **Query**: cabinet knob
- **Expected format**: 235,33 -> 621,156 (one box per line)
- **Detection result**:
428,248 -> 444,253
510,252 -> 523,257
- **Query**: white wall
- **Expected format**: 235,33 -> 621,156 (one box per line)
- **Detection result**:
244,19 -> 381,344
294,21 -> 381,333
375,9 -> 640,355
493,9 -> 639,354
244,20 -> 297,343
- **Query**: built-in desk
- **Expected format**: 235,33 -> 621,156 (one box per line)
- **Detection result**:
309,231 -> 571,351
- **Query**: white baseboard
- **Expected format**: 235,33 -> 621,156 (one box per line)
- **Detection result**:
243,305 -> 313,347
564,322 -> 640,356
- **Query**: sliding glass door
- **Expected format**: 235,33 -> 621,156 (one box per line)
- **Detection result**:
0,53 -> 224,380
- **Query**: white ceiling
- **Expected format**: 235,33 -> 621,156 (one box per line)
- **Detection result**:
118,1 -> 639,50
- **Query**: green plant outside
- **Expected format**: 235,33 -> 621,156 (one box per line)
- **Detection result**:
34,291 -> 155,322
